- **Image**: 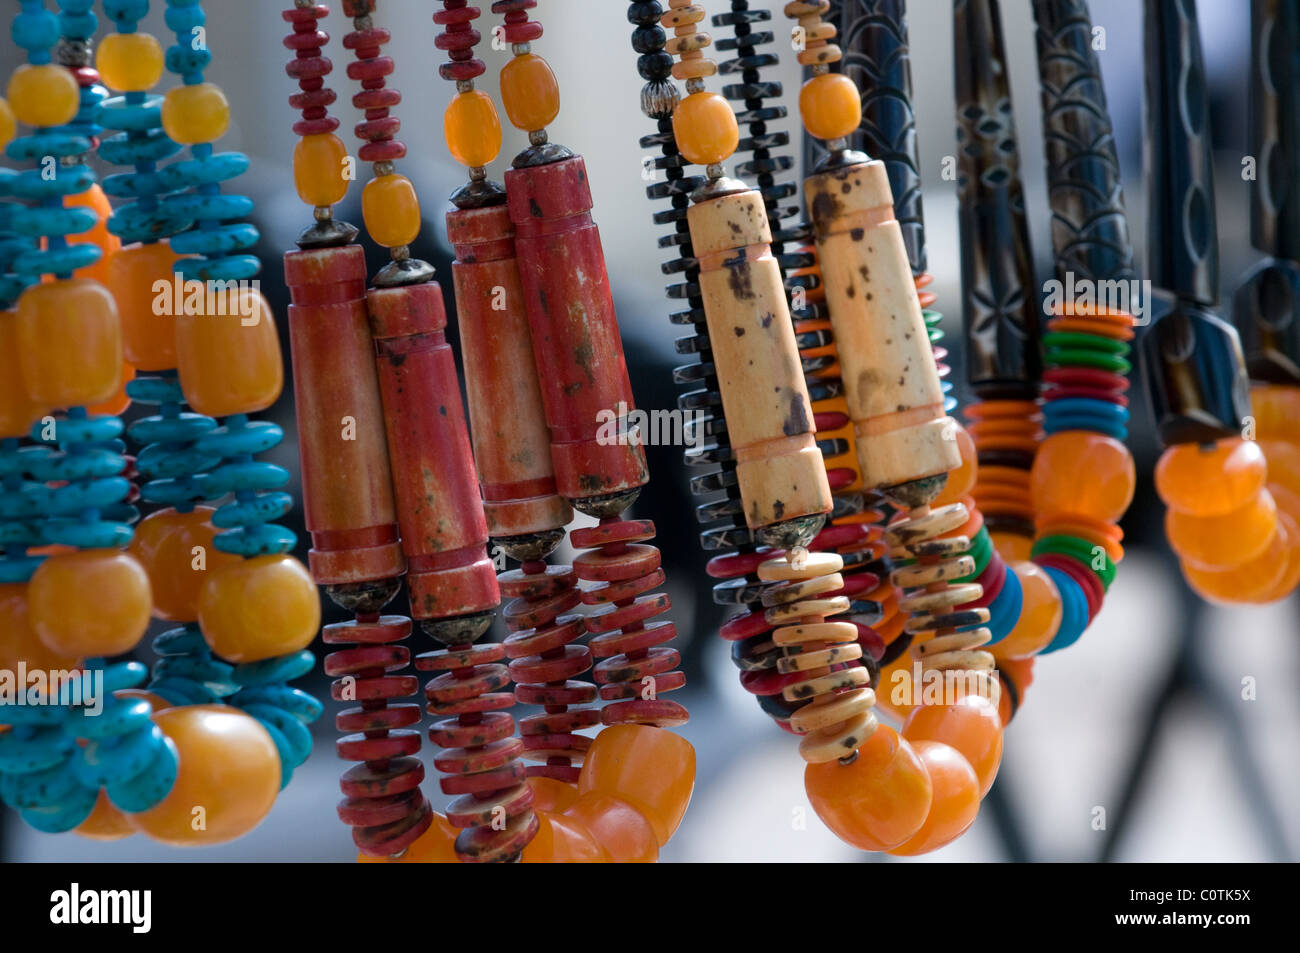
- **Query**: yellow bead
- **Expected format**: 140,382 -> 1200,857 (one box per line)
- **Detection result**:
128,506 -> 241,622
293,132 -> 350,208
0,582 -> 79,676
161,82 -> 230,145
16,278 -> 123,410
443,90 -> 502,168
175,287 -> 283,417
97,32 -> 165,92
799,72 -> 862,142
198,555 -> 321,663
129,705 -> 280,846
0,309 -> 49,439
106,240 -> 184,372
361,173 -> 421,249
28,550 -> 153,659
0,96 -> 14,150
672,91 -> 739,167
6,64 -> 80,128
500,53 -> 560,132
67,183 -> 122,287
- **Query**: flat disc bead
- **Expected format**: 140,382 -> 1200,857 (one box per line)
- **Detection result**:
361,172 -> 421,248
1154,438 -> 1266,516
161,82 -> 231,144
97,32 -> 164,92
197,554 -> 321,663
28,550 -> 152,659
443,89 -> 501,168
293,132 -> 350,208
1030,430 -> 1135,524
499,52 -> 559,132
799,71 -> 861,141
6,64 -> 80,127
671,90 -> 739,167
16,279 -> 123,409
175,287 -> 283,417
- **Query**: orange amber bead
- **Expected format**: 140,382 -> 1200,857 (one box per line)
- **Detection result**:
0,310 -> 48,439
1181,518 -> 1289,604
67,184 -> 121,286
0,583 -> 79,675
6,64 -> 79,127
197,555 -> 320,663
97,32 -> 165,93
1031,430 -> 1135,524
293,132 -> 350,208
128,506 -> 240,622
105,240 -> 184,371
991,530 -> 1033,563
16,278 -> 122,409
672,91 -> 740,167
799,72 -> 862,142
75,789 -> 134,841
933,424 -> 977,507
992,561 -> 1062,659
564,793 -> 659,864
361,173 -> 421,249
444,89 -> 502,169
1257,439 -> 1300,499
521,811 -> 608,863
87,362 -> 135,418
902,695 -> 1003,797
499,53 -> 560,133
115,687 -> 175,714
129,705 -> 279,846
805,725 -> 931,851
577,723 -> 695,847
358,812 -> 459,863
28,550 -> 152,659
873,650 -> 918,723
0,96 -> 14,150
1256,502 -> 1300,602
1154,438 -> 1266,517
160,82 -> 230,145
1250,384 -> 1300,441
887,740 -> 980,856
996,657 -> 1034,726
1166,489 -> 1277,570
528,775 -> 578,814
175,287 -> 283,418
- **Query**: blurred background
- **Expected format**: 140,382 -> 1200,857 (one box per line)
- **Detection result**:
3,0 -> 1298,862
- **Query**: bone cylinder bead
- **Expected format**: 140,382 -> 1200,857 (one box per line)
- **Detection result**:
689,187 -> 832,530
805,160 -> 959,488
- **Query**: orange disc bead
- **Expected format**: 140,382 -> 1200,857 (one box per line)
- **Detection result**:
499,53 -> 560,133
564,793 -> 659,863
16,278 -> 122,409
805,725 -> 932,852
75,790 -> 135,842
799,72 -> 862,142
293,132 -> 350,208
992,561 -> 1062,659
128,506 -> 240,622
360,173 -> 421,249
129,705 -> 280,846
0,310 -> 48,439
1165,489 -> 1277,570
175,287 -> 283,418
197,555 -> 320,664
358,811 -> 459,863
521,811 -> 608,863
886,740 -> 981,856
902,695 -> 1003,797
933,423 -> 977,506
672,91 -> 740,167
443,89 -> 502,168
0,583 -> 79,675
577,723 -> 695,847
105,240 -> 185,372
1154,438 -> 1266,517
28,550 -> 152,659
1031,430 -> 1135,524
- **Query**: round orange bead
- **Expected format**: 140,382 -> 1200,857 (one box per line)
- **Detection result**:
499,53 -> 559,133
293,132 -> 350,208
115,687 -> 175,714
160,82 -> 230,145
361,173 -> 421,249
75,789 -> 135,842
1181,519 -> 1289,604
197,555 -> 320,663
358,812 -> 459,863
6,64 -> 79,128
527,775 -> 578,814
96,32 -> 165,93
577,723 -> 695,847
564,793 -> 659,864
1250,384 -> 1300,441
521,811 -> 608,863
28,550 -> 152,659
105,240 -> 185,372
128,506 -> 241,622
0,96 -> 14,150
799,72 -> 862,142
1257,438 -> 1300,499
0,310 -> 48,439
992,561 -> 1062,659
933,424 -> 977,506
886,740 -> 981,856
902,695 -> 1003,797
1031,430 -> 1135,524
0,582 -> 79,675
672,91 -> 740,167
129,705 -> 280,846
805,725 -> 931,852
1155,438 -> 1267,517
87,362 -> 135,418
1165,489 -> 1277,570
16,278 -> 123,409
991,530 -> 1033,563
444,89 -> 502,169
67,183 -> 121,286
175,287 -> 283,418
873,650 -> 918,723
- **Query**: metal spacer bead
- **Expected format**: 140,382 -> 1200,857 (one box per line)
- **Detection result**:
373,160 -> 395,177
313,205 -> 333,221
468,165 -> 487,181
456,79 -> 475,94
706,162 -> 726,180
685,78 -> 705,95
354,14 -> 373,31
511,42 -> 531,56
528,129 -> 548,146
391,244 -> 411,261
812,63 -> 830,75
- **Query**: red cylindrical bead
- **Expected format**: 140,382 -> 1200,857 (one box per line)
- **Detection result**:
284,244 -> 405,585
505,156 -> 648,506
368,281 -> 500,621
